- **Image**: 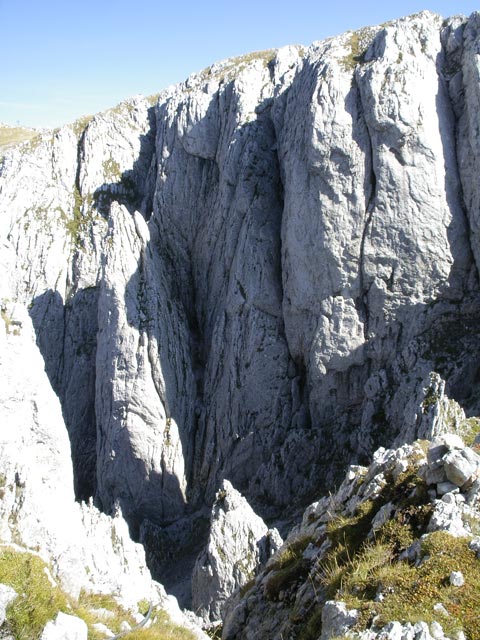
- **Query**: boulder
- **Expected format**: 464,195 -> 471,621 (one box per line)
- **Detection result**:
0,583 -> 17,626
449,571 -> 465,587
443,449 -> 480,488
320,601 -> 358,639
40,612 -> 88,640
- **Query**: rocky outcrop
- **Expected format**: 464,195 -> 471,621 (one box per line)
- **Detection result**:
3,6 -> 480,624
222,433 -> 480,639
192,480 -> 282,622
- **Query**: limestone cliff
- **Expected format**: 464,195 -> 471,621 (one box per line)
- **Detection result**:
2,8 -> 480,631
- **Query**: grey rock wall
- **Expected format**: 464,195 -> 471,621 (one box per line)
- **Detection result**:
2,8 -> 480,617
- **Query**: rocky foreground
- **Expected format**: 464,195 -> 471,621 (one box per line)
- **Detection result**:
221,427 -> 480,639
1,8 -> 480,640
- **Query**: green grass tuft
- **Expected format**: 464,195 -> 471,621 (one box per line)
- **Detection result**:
0,547 -> 197,640
372,532 -> 480,639
0,548 -> 68,640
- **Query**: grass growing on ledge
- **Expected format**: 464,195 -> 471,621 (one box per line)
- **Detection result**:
0,547 -> 197,640
372,532 -> 480,639
264,535 -> 313,601
340,26 -> 378,70
317,511 -> 479,638
0,548 -> 68,640
126,610 -> 197,640
199,48 -> 277,85
0,125 -> 39,150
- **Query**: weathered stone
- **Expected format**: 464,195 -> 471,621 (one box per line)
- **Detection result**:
443,449 -> 480,487
40,612 -> 88,640
192,480 -> 282,622
91,622 -> 114,637
468,536 -> 480,557
425,463 -> 447,486
428,500 -> 471,537
436,481 -> 459,496
429,620 -> 445,639
428,444 -> 448,466
449,571 -> 465,587
0,584 -> 17,626
433,602 -> 449,617
371,502 -> 395,533
320,601 -> 358,639
413,622 -> 434,640
376,621 -> 414,640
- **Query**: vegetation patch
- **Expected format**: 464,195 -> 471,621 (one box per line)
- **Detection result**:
1,302 -> 20,336
264,536 -> 313,601
421,312 -> 480,370
103,156 -> 122,182
0,547 -> 196,640
239,576 -> 256,597
264,557 -> 310,601
0,125 -> 39,151
1,308 -> 12,334
459,417 -> 480,450
371,532 -> 480,639
341,27 -> 377,70
65,187 -> 98,248
0,548 -> 68,640
71,115 -> 94,139
205,623 -> 223,639
267,535 -> 313,573
122,609 -> 197,640
312,466 -> 477,640
199,49 -> 276,85
296,607 -> 324,640
326,499 -> 378,559
299,454 -> 440,635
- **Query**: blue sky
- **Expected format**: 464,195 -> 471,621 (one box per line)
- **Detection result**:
1,0 -> 478,128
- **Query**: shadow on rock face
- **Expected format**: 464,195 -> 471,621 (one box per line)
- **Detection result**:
29,287 -> 98,501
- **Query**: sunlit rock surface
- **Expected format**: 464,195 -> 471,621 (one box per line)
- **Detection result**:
2,8 -> 480,630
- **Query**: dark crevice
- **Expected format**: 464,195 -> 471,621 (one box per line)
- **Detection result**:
29,287 -> 98,501
438,19 -> 479,290
353,74 -> 377,340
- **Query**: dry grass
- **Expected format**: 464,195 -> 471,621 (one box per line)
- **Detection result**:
0,125 -> 39,150
0,547 -> 197,640
0,548 -> 68,640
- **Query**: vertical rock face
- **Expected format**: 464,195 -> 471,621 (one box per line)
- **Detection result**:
0,303 -> 158,607
2,9 -> 480,614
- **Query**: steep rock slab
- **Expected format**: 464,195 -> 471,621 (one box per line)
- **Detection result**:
151,54 -> 302,512
277,11 -> 477,472
0,305 -> 207,639
0,305 -> 155,606
456,12 -> 480,276
140,11 -> 480,522
95,202 -> 195,528
0,97 -> 158,501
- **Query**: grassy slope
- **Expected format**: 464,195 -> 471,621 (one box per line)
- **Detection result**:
0,125 -> 39,151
